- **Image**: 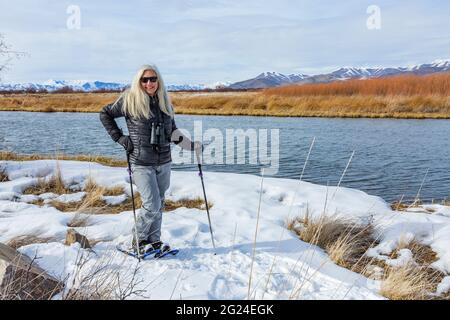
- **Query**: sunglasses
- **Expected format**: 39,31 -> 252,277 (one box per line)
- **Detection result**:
141,76 -> 158,84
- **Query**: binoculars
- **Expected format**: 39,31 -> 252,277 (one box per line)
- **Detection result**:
150,122 -> 166,145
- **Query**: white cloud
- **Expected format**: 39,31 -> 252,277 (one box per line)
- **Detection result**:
0,0 -> 449,84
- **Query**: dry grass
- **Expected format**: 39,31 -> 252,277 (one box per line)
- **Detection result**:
69,179 -> 108,214
165,197 -> 208,211
103,185 -> 125,196
48,200 -> 84,212
407,241 -> 439,266
1,74 -> 450,118
0,252 -> 64,300
28,175 -> 208,215
0,166 -> 9,182
287,212 -> 375,270
288,212 -> 354,249
61,250 -> 146,300
384,240 -> 445,297
6,235 -> 56,249
390,201 -> 411,211
287,213 -> 448,299
0,92 -> 118,113
172,91 -> 450,119
380,263 -> 438,300
265,73 -> 450,97
0,151 -> 126,167
30,199 -> 45,207
1,245 -> 143,300
326,225 -> 374,269
391,198 -> 441,214
22,163 -> 72,195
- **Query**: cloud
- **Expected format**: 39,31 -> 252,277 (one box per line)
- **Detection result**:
0,0 -> 449,84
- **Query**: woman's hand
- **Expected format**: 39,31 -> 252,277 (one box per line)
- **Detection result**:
118,135 -> 134,153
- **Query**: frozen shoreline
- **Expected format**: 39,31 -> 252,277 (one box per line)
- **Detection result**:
1,159 -> 449,299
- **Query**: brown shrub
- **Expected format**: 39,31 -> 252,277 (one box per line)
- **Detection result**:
264,72 -> 450,97
1,89 -> 449,118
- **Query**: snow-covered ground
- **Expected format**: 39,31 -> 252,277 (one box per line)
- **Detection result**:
0,160 -> 449,299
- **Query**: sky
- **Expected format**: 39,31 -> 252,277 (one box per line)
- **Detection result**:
0,0 -> 449,85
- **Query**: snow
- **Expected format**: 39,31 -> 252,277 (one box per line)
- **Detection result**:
384,249 -> 414,267
51,192 -> 86,204
437,276 -> 450,295
1,159 -> 449,300
102,194 -> 127,206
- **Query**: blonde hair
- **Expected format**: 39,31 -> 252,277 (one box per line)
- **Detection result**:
116,64 -> 174,119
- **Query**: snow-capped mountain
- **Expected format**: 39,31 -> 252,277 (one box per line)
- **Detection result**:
229,72 -> 309,89
0,80 -> 230,92
203,81 -> 233,89
0,80 -> 128,92
1,59 -> 449,92
228,59 -> 450,89
167,81 -> 233,91
166,84 -> 205,91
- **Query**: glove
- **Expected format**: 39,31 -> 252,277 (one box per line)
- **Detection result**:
118,135 -> 134,153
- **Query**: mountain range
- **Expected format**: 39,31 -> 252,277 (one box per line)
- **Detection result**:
1,59 -> 449,92
228,59 -> 450,89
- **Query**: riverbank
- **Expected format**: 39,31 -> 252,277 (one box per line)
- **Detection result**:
1,158 -> 449,299
1,91 -> 449,119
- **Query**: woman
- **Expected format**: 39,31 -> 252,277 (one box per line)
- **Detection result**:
99,64 -> 201,255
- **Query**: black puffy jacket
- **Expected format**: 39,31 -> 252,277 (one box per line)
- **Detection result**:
99,95 -> 179,166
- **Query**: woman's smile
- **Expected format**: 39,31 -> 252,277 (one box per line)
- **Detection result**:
141,70 -> 159,96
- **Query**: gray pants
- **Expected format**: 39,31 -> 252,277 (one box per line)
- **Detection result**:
131,162 -> 171,243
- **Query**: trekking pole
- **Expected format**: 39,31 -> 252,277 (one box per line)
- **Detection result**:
126,152 -> 141,262
195,147 -> 216,254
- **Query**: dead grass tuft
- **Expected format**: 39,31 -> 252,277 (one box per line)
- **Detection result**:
380,263 -> 439,300
326,225 -> 375,269
30,199 -> 45,207
408,241 -> 439,266
76,184 -> 108,214
0,166 -> 9,182
390,201 -> 410,211
165,197 -> 208,211
61,249 -> 146,300
103,185 -> 125,196
375,238 -> 445,298
286,212 -> 449,299
288,212 -> 376,270
23,163 -> 72,195
49,200 -> 82,212
289,212 -> 354,249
